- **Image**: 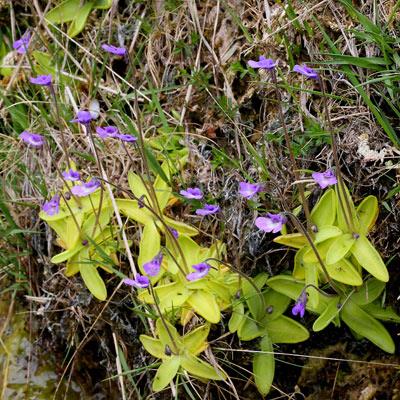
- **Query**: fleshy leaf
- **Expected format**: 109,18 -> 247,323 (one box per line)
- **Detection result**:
273,233 -> 308,249
325,258 -> 362,286
181,353 -> 226,380
341,300 -> 395,353
312,296 -> 340,332
314,225 -> 342,244
163,216 -> 198,236
351,235 -> 388,282
361,303 -> 400,323
350,278 -> 386,305
182,324 -> 210,356
241,273 -> 268,321
156,318 -> 182,349
187,291 -> 221,323
67,2 -> 93,37
237,315 -> 264,341
293,246 -> 307,280
264,315 -> 309,343
335,184 -> 357,232
325,233 -> 356,265
152,356 -> 181,392
45,0 -> 81,23
253,334 -> 274,396
79,263 -> 107,301
356,195 -> 378,235
305,263 -> 319,309
228,300 -> 245,333
116,199 -> 153,225
310,188 -> 337,228
139,335 -> 166,359
138,222 -> 161,272
262,289 -> 291,321
93,0 -> 112,8
128,171 -> 150,202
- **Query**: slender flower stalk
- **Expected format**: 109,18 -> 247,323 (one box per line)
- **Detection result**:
46,78 -> 71,168
319,78 -> 356,233
269,68 -> 311,228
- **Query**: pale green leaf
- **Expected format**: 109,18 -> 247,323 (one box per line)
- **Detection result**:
237,315 -> 264,341
253,334 -> 274,396
182,324 -> 210,356
228,300 -> 245,333
45,0 -> 81,23
265,315 -> 309,343
356,195 -> 378,235
325,233 -> 356,265
93,0 -> 112,8
341,300 -> 395,353
163,216 -> 198,236
312,296 -> 340,332
156,318 -> 182,349
351,235 -> 389,282
350,278 -> 386,305
305,263 -> 319,309
310,188 -> 337,228
115,199 -> 153,225
152,356 -> 181,392
361,303 -> 400,323
139,335 -> 166,359
67,2 -> 93,37
187,291 -> 221,323
262,289 -> 291,321
293,246 -> 307,279
314,225 -> 342,244
138,222 -> 161,271
79,263 -> 107,301
128,171 -> 150,200
181,353 -> 226,380
241,274 -> 267,321
325,258 -> 362,286
273,233 -> 308,249
336,184 -> 357,232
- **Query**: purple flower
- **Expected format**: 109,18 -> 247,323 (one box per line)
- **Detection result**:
168,227 -> 179,239
291,291 -> 308,318
293,64 -> 318,80
255,213 -> 287,234
70,179 -> 101,197
117,133 -> 137,143
96,125 -> 119,139
70,110 -> 92,124
30,74 -> 52,86
312,170 -> 337,189
143,253 -> 163,277
180,187 -> 203,200
42,194 -> 60,216
19,131 -> 45,148
13,31 -> 30,54
248,56 -> 277,70
101,44 -> 127,56
195,204 -> 220,216
62,169 -> 81,182
123,274 -> 149,289
239,182 -> 262,199
186,263 -> 211,281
